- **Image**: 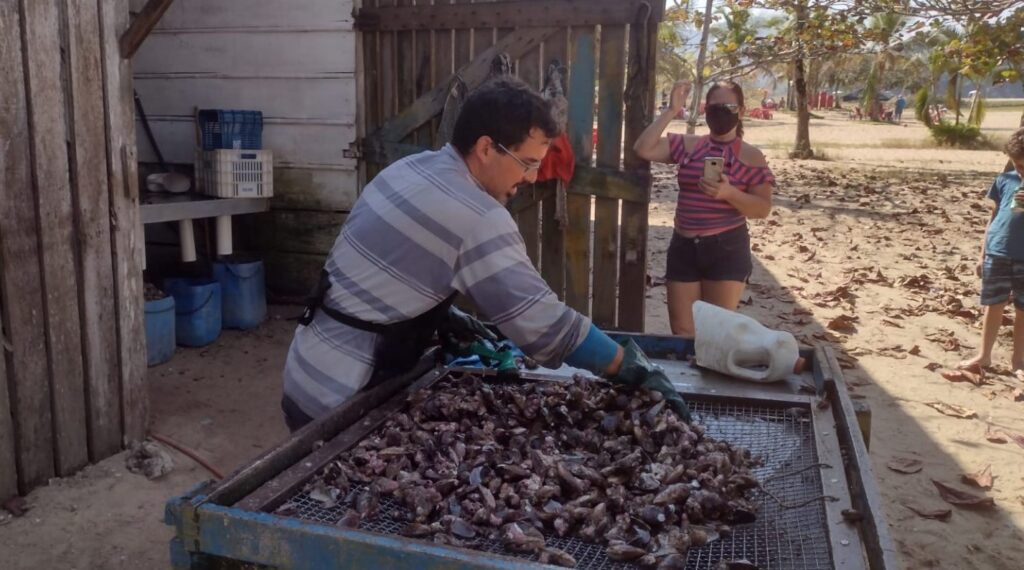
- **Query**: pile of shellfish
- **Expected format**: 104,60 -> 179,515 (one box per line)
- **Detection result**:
284,374 -> 761,569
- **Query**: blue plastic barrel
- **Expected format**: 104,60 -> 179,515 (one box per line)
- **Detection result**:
144,295 -> 176,366
213,257 -> 267,330
164,278 -> 222,347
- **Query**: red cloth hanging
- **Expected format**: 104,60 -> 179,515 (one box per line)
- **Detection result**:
536,133 -> 576,184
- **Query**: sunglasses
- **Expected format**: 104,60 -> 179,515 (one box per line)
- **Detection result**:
708,103 -> 741,114
496,142 -> 542,174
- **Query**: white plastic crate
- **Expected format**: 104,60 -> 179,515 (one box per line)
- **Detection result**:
195,149 -> 273,198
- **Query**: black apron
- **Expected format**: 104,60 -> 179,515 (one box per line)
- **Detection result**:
300,269 -> 456,387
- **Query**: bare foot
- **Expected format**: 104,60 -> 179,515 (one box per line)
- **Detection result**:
956,356 -> 988,372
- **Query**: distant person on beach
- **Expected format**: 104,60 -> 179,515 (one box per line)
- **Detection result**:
958,127 -> 1024,373
894,92 -> 907,122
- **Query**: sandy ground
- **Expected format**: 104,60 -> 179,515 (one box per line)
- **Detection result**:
2,108 -> 1024,569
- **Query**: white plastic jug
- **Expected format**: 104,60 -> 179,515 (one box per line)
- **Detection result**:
693,301 -> 804,383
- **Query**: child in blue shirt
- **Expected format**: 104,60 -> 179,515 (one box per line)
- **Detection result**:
961,127 -> 1024,372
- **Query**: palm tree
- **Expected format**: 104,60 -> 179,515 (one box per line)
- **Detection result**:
710,5 -> 757,69
861,12 -> 906,120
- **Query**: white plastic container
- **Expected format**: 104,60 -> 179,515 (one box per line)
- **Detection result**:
195,149 -> 273,198
693,300 -> 804,383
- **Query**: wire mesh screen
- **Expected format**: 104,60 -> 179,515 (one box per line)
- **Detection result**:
274,398 -> 834,570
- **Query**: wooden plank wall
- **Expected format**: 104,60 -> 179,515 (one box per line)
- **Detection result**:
359,0 -> 662,331
0,0 -> 146,499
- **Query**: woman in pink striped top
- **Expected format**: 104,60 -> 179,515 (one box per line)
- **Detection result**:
635,80 -> 775,356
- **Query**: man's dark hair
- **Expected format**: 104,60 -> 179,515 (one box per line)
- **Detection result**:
451,78 -> 560,155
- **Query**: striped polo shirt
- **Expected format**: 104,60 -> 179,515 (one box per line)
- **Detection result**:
667,134 -> 775,234
282,144 -> 590,419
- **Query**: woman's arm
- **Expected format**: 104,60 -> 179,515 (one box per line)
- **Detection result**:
720,183 -> 773,219
697,144 -> 774,219
633,80 -> 691,163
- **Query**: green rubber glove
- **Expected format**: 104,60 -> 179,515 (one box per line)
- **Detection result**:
442,306 -> 499,343
610,339 -> 692,422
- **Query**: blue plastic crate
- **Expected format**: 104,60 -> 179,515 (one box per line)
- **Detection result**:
197,109 -> 263,150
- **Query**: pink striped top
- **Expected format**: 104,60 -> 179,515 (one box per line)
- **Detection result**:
667,134 -> 775,235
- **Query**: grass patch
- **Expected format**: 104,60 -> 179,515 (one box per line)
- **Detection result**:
984,99 -> 1024,110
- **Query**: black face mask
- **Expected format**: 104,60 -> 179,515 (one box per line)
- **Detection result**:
706,104 -> 740,136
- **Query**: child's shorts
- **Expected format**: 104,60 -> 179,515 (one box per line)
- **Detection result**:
981,255 -> 1024,309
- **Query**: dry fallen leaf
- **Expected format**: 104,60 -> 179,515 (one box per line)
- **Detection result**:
932,480 -> 995,509
925,401 -> 978,419
985,425 -> 1009,444
827,314 -> 859,334
1006,388 -> 1024,402
903,503 -> 952,522
1002,430 -> 1024,449
924,363 -> 943,372
886,457 -> 923,474
939,369 -> 988,386
961,465 -> 994,490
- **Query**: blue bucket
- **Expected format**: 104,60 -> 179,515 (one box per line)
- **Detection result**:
213,258 -> 267,330
144,295 -> 176,366
164,278 -> 222,347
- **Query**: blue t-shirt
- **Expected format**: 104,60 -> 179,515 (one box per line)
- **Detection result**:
985,171 -> 1024,260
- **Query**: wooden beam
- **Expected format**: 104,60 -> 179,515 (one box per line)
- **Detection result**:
369,26 -> 558,145
23,0 -> 92,478
617,1 -> 663,332
119,0 -> 175,59
592,23 -> 628,329
564,27 -> 597,315
355,0 -> 644,31
0,0 -> 56,491
67,0 -> 122,463
102,0 -> 149,445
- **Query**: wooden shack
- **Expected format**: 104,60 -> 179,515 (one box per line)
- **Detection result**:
132,0 -> 663,332
0,0 -> 664,502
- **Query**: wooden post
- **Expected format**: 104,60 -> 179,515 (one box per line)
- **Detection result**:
0,0 -> 56,490
0,313 -> 16,499
66,0 -> 122,462
593,24 -> 627,329
619,0 -> 661,331
514,38 -> 542,267
23,0 -> 91,477
119,0 -> 175,59
564,27 -> 596,315
539,28 -> 568,299
101,0 -> 149,445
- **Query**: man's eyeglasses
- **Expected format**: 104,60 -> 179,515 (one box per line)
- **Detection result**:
708,103 -> 740,115
496,143 -> 542,174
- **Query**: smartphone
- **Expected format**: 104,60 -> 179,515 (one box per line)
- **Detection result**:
703,156 -> 724,181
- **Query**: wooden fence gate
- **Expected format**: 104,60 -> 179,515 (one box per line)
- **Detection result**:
354,0 -> 664,331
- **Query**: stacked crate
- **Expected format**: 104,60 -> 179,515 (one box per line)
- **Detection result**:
195,110 -> 273,198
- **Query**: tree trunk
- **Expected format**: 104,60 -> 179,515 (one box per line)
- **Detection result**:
790,1 -> 812,159
1006,83 -> 1024,172
967,84 -> 982,126
792,56 -> 813,158
953,74 -> 961,126
687,0 -> 715,135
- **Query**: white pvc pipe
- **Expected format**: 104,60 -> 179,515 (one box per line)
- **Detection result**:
215,215 -> 233,256
179,219 -> 197,263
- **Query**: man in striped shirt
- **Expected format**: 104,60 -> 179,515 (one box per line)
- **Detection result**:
281,79 -> 688,430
